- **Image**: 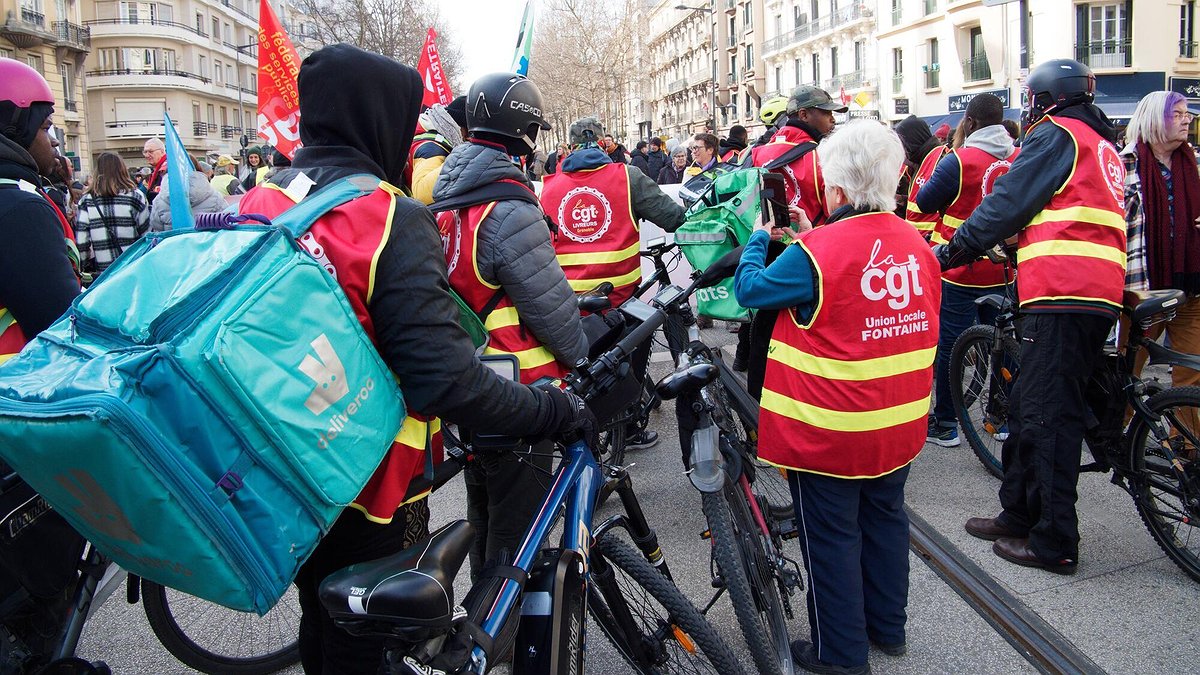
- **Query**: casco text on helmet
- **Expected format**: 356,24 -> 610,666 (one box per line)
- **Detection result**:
466,72 -> 552,156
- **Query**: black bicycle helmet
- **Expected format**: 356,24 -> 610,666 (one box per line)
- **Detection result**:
466,72 -> 551,155
1024,58 -> 1095,125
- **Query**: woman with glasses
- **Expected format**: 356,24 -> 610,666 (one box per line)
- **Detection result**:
1121,91 -> 1200,387
685,132 -> 719,177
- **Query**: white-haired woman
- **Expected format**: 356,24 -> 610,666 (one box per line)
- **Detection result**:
1122,91 -> 1200,388
734,119 -> 941,674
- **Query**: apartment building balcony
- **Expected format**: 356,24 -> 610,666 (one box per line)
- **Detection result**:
923,64 -> 940,89
86,17 -> 210,49
105,118 -> 176,140
762,3 -> 873,56
220,125 -> 243,139
668,78 -> 689,95
725,0 -> 737,14
892,74 -> 904,94
961,55 -> 991,83
52,20 -> 90,50
826,69 -> 873,92
1182,40 -> 1199,59
688,69 -> 710,87
193,121 -> 216,136
1,7 -> 56,48
1075,39 -> 1131,69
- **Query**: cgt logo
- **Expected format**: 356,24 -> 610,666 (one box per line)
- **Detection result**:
300,334 -> 349,415
557,186 -> 613,243
860,239 -> 925,310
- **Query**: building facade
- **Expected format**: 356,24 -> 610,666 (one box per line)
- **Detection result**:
762,1 -> 879,122
2,0 -> 93,173
878,0 -> 1200,137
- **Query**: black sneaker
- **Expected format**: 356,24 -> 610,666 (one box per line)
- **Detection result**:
625,429 -> 659,451
869,636 -> 906,656
926,418 -> 960,447
790,640 -> 871,674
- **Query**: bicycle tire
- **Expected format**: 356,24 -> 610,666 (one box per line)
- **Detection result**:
141,580 -> 300,675
1128,386 -> 1200,583
589,535 -> 745,675
950,324 -> 1019,479
709,374 -> 793,520
702,488 -> 793,675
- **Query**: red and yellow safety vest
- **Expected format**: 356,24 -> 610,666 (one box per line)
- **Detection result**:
749,126 -> 827,225
934,145 -> 1019,288
0,178 -> 81,363
239,180 -> 443,522
905,145 -> 949,237
437,202 -> 570,384
541,163 -> 642,307
1016,116 -> 1126,312
759,211 -> 941,478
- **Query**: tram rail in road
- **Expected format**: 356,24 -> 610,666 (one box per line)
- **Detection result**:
907,509 -> 1105,675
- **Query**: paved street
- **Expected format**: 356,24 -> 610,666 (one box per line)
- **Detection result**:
75,328 -> 1200,673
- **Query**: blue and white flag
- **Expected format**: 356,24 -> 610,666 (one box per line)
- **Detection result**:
511,0 -> 536,76
163,112 -> 194,228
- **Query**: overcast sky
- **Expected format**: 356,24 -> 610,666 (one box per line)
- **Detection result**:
442,0 -> 529,92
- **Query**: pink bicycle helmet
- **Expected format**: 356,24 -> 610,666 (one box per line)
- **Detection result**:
0,58 -> 54,109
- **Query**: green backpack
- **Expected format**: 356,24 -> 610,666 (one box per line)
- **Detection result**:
675,168 -> 786,322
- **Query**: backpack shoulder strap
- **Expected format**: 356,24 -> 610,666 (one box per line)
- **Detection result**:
270,173 -> 381,237
761,141 -> 818,172
427,179 -> 539,213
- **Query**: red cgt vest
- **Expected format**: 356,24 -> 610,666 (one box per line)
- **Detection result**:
437,202 -> 569,384
541,163 -> 642,307
0,179 -> 81,362
1016,116 -> 1126,312
759,211 -> 941,478
749,126 -> 827,225
934,145 -> 1019,288
239,180 -> 443,522
905,145 -> 948,237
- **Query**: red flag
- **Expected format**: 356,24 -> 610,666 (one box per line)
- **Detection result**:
417,28 -> 453,107
256,0 -> 302,159
840,85 -> 850,107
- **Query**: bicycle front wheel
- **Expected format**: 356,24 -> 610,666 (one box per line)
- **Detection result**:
1129,386 -> 1200,583
141,580 -> 301,675
702,486 -> 794,675
589,535 -> 745,675
950,324 -> 1019,478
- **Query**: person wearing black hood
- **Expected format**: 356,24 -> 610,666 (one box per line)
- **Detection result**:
895,114 -> 947,232
0,57 -> 81,362
719,124 -> 748,162
238,45 -> 593,673
937,59 -> 1127,576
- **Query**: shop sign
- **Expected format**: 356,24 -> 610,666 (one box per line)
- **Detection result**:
849,110 -> 881,120
1170,77 -> 1200,99
948,88 -> 1010,111
895,98 -> 910,115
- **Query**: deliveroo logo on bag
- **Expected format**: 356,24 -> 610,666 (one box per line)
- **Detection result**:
299,333 -> 379,449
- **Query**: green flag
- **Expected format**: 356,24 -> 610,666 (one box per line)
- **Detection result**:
511,0 -> 536,76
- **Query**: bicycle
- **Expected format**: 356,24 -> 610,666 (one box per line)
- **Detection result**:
317,267 -> 748,675
644,248 -> 803,675
0,468 -> 300,675
955,286 -> 1200,583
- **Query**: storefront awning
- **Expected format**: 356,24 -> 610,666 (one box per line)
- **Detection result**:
916,108 -> 1022,131
1092,96 -> 1142,125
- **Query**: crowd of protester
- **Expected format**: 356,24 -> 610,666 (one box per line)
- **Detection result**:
3,45 -> 1199,675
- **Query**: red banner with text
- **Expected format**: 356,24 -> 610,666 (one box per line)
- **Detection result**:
417,28 -> 453,107
257,0 -> 302,159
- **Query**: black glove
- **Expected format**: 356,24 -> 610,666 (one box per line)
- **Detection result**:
933,238 -> 982,272
544,387 -> 600,451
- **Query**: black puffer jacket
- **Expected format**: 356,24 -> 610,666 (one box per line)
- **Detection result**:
0,135 -> 79,337
433,139 -> 588,367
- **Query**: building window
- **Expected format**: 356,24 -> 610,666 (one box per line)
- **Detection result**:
891,0 -> 902,26
830,46 -> 838,79
775,66 -> 783,93
198,54 -> 207,78
924,0 -> 937,16
193,102 -> 201,130
811,52 -> 820,84
774,14 -> 782,38
1182,1 -> 1196,58
854,40 -> 865,73
0,48 -> 12,59
745,44 -> 753,67
207,103 -> 215,126
196,12 -> 204,35
794,57 -> 801,85
1076,2 -> 1131,69
224,22 -> 232,44
59,63 -> 75,108
963,26 -> 991,81
810,0 -> 819,21
793,5 -> 805,27
227,64 -> 234,86
743,2 -> 751,28
926,38 -> 940,89
25,55 -> 42,74
214,59 -> 223,83
892,47 -> 903,94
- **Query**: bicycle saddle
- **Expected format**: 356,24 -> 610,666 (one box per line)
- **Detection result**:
319,519 -> 474,627
656,363 -> 719,400
1124,289 -> 1185,324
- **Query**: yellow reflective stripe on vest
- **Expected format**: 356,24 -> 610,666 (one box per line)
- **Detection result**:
395,415 -> 441,448
941,213 -> 965,228
567,267 -> 642,292
484,343 -> 557,369
1021,240 -> 1126,266
768,340 -> 935,381
1028,205 -> 1125,231
483,306 -> 521,331
760,388 -> 932,432
556,241 -> 641,267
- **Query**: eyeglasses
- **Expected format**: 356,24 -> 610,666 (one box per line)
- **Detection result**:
1173,111 -> 1196,122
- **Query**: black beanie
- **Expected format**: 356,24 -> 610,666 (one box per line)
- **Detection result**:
271,149 -> 291,167
0,100 -> 53,149
446,96 -> 468,129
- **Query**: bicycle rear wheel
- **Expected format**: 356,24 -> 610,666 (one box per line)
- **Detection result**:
589,535 -> 744,675
141,580 -> 300,674
950,324 -> 1019,479
702,485 -> 794,675
1129,386 -> 1200,583
710,367 -> 792,519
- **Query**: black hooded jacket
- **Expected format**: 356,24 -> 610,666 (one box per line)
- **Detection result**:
262,44 -> 564,436
0,134 -> 79,337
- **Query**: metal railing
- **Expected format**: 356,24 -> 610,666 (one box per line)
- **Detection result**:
924,65 -> 940,89
193,121 -> 215,135
1074,39 -> 1131,68
20,7 -> 44,27
668,78 -> 688,94
962,55 -> 991,81
892,73 -> 904,94
1182,40 -> 1199,58
220,125 -> 242,139
763,3 -> 872,54
52,20 -> 90,48
832,68 -> 869,89
86,16 -> 208,38
88,67 -> 212,84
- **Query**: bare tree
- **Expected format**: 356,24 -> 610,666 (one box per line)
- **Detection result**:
295,0 -> 464,86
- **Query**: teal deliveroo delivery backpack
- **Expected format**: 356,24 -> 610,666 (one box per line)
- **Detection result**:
0,174 -> 406,614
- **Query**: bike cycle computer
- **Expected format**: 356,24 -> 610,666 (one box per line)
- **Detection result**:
653,284 -> 686,308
